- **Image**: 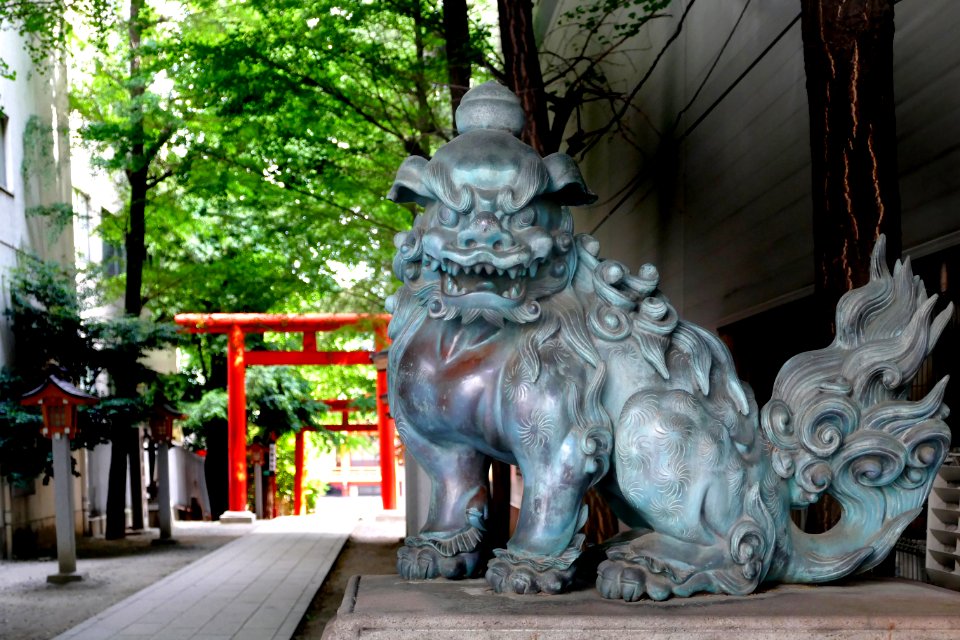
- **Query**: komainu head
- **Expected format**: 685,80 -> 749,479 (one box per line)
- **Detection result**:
388,82 -> 597,325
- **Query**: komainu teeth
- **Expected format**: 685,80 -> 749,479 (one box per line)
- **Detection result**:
502,283 -> 522,299
529,262 -> 539,278
508,266 -> 519,279
484,264 -> 494,275
450,263 -> 461,276
496,267 -> 504,276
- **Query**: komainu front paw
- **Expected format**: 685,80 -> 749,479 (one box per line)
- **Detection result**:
397,545 -> 482,580
596,558 -> 675,602
485,534 -> 584,594
485,555 -> 576,595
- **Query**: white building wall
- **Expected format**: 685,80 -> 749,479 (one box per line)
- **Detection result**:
0,35 -> 74,362
0,32 -> 78,558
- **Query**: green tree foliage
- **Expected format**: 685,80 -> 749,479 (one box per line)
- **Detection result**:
0,0 -> 115,79
70,0 -> 188,317
164,0 -> 469,313
0,259 -> 178,486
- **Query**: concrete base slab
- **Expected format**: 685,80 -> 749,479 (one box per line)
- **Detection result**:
47,572 -> 83,585
219,510 -> 256,524
322,575 -> 960,639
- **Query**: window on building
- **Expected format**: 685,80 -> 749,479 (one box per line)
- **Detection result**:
0,115 -> 9,192
102,223 -> 125,277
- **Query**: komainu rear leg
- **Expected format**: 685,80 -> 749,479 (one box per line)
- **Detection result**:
597,523 -> 769,601
603,389 -> 774,600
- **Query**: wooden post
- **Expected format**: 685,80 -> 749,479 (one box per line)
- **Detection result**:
375,324 -> 396,510
376,371 -> 396,509
294,430 -> 305,515
224,325 -> 252,521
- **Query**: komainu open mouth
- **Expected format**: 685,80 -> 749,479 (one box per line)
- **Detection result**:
423,255 -> 545,301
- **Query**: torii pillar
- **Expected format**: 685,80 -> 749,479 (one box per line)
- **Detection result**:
221,323 -> 253,522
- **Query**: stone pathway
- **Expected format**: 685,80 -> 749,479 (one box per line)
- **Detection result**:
54,510 -> 359,640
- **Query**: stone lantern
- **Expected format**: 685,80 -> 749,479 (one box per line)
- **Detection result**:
21,376 -> 98,584
149,401 -> 185,545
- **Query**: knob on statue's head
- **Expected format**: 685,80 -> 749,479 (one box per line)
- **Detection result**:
455,81 -> 525,137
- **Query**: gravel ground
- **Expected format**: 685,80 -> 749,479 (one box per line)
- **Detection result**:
0,509 -> 405,640
293,512 -> 405,639
0,521 -> 256,640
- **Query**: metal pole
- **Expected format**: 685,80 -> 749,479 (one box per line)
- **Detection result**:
49,435 -> 81,583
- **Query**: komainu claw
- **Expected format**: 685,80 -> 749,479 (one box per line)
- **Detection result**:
397,545 -> 482,580
397,545 -> 440,580
597,558 -> 645,602
485,556 -> 575,595
597,558 -> 679,602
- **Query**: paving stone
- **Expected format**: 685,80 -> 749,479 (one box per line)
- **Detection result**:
53,512 -> 356,640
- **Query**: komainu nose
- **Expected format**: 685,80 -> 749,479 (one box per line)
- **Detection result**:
458,211 -> 514,251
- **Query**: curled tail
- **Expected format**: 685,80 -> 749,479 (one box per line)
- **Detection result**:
761,236 -> 953,583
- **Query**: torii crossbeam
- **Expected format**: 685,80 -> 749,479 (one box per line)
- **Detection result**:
174,313 -> 394,515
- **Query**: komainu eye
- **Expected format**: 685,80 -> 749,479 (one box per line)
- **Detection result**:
514,208 -> 535,228
437,207 -> 459,227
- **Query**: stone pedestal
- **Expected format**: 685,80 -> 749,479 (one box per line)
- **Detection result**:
151,441 -> 177,546
219,510 -> 256,524
322,575 -> 960,639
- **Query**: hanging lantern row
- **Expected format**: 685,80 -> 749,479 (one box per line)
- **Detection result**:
20,376 -> 98,440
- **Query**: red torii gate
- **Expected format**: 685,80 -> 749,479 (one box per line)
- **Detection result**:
295,398 -> 378,514
173,313 -> 395,514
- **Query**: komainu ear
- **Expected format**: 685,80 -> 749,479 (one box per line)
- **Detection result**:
387,156 -> 433,206
543,153 -> 598,206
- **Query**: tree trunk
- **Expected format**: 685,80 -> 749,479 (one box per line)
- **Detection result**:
800,0 -> 901,536
124,169 -> 147,317
128,426 -> 145,529
106,0 -> 148,540
497,0 -> 552,154
407,2 -> 433,158
801,0 -> 901,339
443,0 -> 471,132
104,428 -> 128,539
